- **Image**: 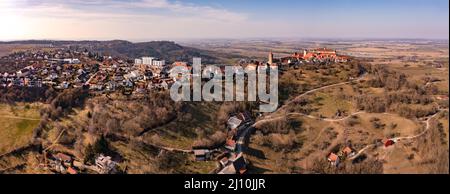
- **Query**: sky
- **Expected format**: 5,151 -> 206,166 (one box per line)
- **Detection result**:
0,0 -> 448,41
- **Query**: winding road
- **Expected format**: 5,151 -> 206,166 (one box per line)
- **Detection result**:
251,74 -> 446,164
275,80 -> 356,114
254,75 -> 369,128
255,74 -> 367,125
391,111 -> 442,142
348,111 -> 443,160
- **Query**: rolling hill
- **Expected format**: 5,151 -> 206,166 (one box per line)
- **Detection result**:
0,40 -> 242,64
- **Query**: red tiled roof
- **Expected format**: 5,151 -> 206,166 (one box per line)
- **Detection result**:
226,139 -> 236,146
67,167 -> 77,174
385,140 -> 395,147
328,153 -> 339,162
221,157 -> 229,163
343,147 -> 353,155
173,62 -> 187,67
55,153 -> 72,162
304,53 -> 315,59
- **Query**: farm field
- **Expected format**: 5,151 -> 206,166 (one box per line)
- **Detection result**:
0,103 -> 41,155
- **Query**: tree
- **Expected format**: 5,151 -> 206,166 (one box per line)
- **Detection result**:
156,151 -> 188,172
93,135 -> 111,155
84,144 -> 96,164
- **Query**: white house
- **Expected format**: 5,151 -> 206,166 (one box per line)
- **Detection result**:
153,60 -> 166,67
95,154 -> 117,174
124,70 -> 142,81
142,57 -> 154,65
134,58 -> 143,65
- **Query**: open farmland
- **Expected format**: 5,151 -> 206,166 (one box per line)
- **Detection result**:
0,103 -> 41,155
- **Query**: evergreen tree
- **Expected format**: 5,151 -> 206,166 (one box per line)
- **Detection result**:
84,144 -> 96,164
93,135 -> 110,155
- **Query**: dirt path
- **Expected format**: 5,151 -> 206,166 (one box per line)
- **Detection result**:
255,75 -> 367,127
254,111 -> 367,128
44,129 -> 67,152
275,81 -> 353,114
274,75 -> 367,114
288,111 -> 366,122
0,116 -> 41,121
158,145 -> 193,153
252,72 -> 444,165
348,111 -> 443,160
392,111 -> 441,141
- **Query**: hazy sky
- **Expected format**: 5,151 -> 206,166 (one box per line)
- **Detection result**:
0,0 -> 448,41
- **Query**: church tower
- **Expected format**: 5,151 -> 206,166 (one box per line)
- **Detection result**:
268,51 -> 273,65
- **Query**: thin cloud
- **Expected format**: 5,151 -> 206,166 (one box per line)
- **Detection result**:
0,0 -> 256,40
1,0 -> 446,40
14,0 -> 247,22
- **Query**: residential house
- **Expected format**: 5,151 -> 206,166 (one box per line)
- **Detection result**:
218,163 -> 236,174
144,70 -> 153,80
342,146 -> 355,157
105,81 -> 118,92
218,153 -> 247,174
134,58 -> 143,65
16,69 -> 30,77
89,83 -> 104,91
225,138 -> 237,151
219,157 -> 230,167
227,116 -> 243,130
67,167 -> 78,175
142,57 -> 155,66
53,153 -> 73,166
152,60 -> 166,68
135,82 -> 147,93
193,149 -> 212,161
95,155 -> 117,174
124,70 -> 142,81
328,153 -> 340,166
384,139 -> 396,148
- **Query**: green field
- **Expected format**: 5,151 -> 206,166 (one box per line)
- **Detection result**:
0,103 -> 41,154
305,85 -> 357,118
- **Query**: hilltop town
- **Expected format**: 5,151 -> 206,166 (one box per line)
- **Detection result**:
0,44 -> 350,96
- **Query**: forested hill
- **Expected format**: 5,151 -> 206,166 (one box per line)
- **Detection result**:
0,40 -> 241,64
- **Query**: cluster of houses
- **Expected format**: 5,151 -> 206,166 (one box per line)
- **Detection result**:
0,47 -> 215,96
217,152 -> 248,174
216,112 -> 255,174
135,49 -> 348,92
0,48 -> 179,94
192,112 -> 255,174
327,138 -> 405,167
327,146 -> 356,167
85,58 -> 170,94
94,154 -> 118,174
0,49 -> 99,89
277,48 -> 350,65
1,46 -> 350,97
44,152 -> 117,174
234,48 -> 350,73
47,152 -> 80,174
88,56 -> 177,94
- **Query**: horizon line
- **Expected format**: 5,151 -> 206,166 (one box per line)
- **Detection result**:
1,37 -> 449,43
